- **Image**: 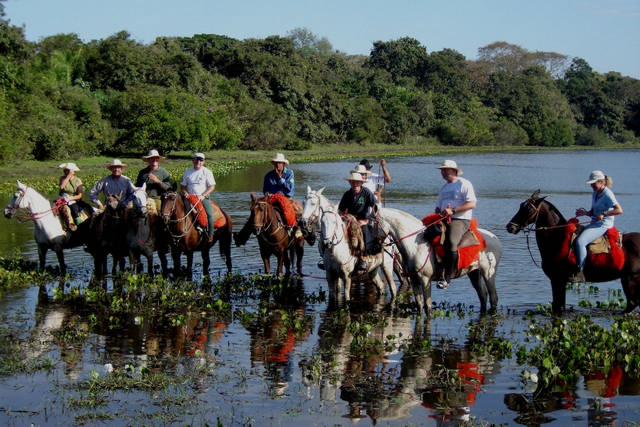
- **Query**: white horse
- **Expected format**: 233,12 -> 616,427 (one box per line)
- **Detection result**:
300,186 -> 396,303
380,207 -> 502,316
3,180 -> 89,274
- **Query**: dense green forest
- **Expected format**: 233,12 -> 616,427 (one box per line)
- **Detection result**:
1,0 -> 639,163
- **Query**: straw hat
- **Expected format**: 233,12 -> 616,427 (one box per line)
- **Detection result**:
106,159 -> 127,170
350,164 -> 369,175
142,149 -> 165,161
271,153 -> 289,165
58,162 -> 80,172
345,172 -> 365,182
586,170 -> 605,184
436,159 -> 463,175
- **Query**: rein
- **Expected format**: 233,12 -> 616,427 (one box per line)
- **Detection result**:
254,200 -> 289,246
10,187 -> 62,221
162,194 -> 199,239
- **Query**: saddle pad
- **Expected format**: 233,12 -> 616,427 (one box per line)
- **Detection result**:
422,214 -> 486,270
186,195 -> 226,229
561,218 -> 624,270
269,193 -> 297,226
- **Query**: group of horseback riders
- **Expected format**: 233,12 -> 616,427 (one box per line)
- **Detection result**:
55,150 -> 623,287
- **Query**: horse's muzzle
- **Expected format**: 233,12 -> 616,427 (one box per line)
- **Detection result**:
506,222 -> 521,234
4,208 -> 15,218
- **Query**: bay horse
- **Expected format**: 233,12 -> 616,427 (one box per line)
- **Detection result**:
86,191 -> 128,278
240,193 -> 305,277
380,207 -> 502,316
160,191 -> 232,277
299,186 -> 397,303
3,180 -> 90,275
506,190 -> 640,315
125,184 -> 170,276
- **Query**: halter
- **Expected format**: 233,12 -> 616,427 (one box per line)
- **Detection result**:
253,200 -> 289,246
8,186 -> 60,221
161,192 -> 199,239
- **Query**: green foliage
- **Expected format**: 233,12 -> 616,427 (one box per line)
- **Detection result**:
0,19 -> 638,162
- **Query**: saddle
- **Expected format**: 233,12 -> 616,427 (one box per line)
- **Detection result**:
421,213 -> 486,270
185,195 -> 226,230
55,198 -> 92,232
561,218 -> 625,270
343,214 -> 385,257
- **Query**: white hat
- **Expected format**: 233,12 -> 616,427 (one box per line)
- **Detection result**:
193,152 -> 205,160
350,164 -> 369,175
106,159 -> 127,170
345,172 -> 365,182
142,149 -> 165,161
58,162 -> 80,172
586,170 -> 605,184
271,153 -> 289,165
436,159 -> 463,175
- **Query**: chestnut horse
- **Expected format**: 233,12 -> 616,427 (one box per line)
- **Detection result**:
160,191 -> 232,277
239,193 -> 305,277
506,190 -> 640,314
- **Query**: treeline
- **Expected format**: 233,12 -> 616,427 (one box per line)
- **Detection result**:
1,2 -> 639,162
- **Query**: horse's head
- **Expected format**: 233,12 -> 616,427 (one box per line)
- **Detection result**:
300,186 -> 326,231
105,191 -> 124,213
160,191 -> 180,223
131,184 -> 148,216
250,193 -> 271,234
3,181 -> 29,218
319,206 -> 343,248
506,190 -> 547,234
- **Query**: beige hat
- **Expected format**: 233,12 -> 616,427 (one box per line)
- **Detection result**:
586,170 -> 605,184
350,164 -> 369,175
106,159 -> 127,170
271,153 -> 289,165
436,159 -> 463,175
193,152 -> 205,160
58,162 -> 80,172
142,149 -> 165,161
345,172 -> 365,182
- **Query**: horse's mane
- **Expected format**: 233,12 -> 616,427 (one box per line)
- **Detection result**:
538,197 -> 567,226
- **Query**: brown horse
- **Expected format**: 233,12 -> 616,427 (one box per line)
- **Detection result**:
506,190 -> 640,314
86,192 -> 128,278
160,191 -> 232,277
244,193 -> 304,277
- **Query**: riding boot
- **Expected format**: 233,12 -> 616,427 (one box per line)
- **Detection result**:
569,267 -> 585,283
437,251 -> 458,290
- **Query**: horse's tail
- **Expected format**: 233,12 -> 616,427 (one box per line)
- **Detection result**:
218,207 -> 233,271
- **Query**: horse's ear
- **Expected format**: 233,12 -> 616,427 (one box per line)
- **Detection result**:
306,185 -> 311,194
318,187 -> 325,195
141,183 -> 146,192
531,189 -> 541,199
117,190 -> 123,198
250,191 -> 255,201
16,180 -> 26,190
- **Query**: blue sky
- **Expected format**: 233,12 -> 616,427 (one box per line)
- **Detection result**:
6,0 -> 640,78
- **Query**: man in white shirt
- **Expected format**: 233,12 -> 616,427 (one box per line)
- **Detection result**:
434,160 -> 477,290
180,152 -> 216,242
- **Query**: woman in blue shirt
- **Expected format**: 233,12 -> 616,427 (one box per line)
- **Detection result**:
573,170 -> 623,281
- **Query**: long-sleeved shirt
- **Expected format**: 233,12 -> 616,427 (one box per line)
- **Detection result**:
89,175 -> 136,206
263,167 -> 294,197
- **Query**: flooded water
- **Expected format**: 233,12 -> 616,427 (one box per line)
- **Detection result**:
1,149 -> 640,426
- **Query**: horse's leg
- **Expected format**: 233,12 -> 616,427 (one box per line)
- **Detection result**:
382,252 -> 397,299
201,249 -> 210,277
551,277 -> 567,315
219,229 -> 233,273
468,270 -> 488,314
55,249 -> 66,276
38,244 -> 48,272
295,242 -> 304,276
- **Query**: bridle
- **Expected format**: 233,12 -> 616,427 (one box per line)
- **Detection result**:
7,187 -> 59,221
252,200 -> 288,246
161,192 -> 198,239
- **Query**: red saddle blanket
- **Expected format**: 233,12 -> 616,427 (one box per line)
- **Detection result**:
269,193 -> 298,226
421,213 -> 486,270
558,218 -> 624,270
186,195 -> 226,229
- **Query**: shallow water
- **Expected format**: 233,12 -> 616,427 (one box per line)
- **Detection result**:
1,149 -> 640,426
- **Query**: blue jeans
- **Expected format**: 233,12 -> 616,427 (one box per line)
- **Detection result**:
575,222 -> 610,269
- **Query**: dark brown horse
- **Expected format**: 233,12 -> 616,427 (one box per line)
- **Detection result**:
160,191 -> 232,277
506,190 -> 640,314
86,192 -> 128,278
235,193 -> 305,277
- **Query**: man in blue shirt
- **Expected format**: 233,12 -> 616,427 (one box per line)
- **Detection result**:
263,152 -> 295,197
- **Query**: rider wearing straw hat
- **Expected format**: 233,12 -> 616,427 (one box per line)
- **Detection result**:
89,159 -> 136,210
434,159 -> 477,290
338,171 -> 378,273
57,162 -> 85,230
180,152 -> 217,242
357,158 -> 391,200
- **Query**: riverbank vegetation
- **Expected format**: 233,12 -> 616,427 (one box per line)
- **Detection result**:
1,0 -> 639,165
